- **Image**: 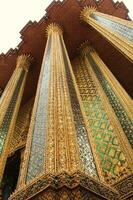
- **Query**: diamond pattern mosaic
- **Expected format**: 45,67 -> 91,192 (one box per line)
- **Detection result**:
0,70 -> 25,154
87,54 -> 133,148
26,37 -> 52,182
91,13 -> 133,41
73,59 -> 128,179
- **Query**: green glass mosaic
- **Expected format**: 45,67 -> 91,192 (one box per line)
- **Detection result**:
73,60 -> 127,178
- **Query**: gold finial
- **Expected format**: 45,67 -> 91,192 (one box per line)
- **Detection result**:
78,41 -> 95,56
46,23 -> 63,36
80,6 -> 96,22
16,54 -> 34,71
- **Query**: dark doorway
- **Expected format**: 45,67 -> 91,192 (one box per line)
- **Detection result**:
2,150 -> 21,200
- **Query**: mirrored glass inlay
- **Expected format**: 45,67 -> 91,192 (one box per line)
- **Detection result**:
26,37 -> 52,182
91,13 -> 133,41
60,37 -> 98,177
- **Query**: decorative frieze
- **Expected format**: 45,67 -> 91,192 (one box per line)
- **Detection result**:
9,171 -> 118,200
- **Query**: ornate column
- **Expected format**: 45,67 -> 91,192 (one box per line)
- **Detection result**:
9,24 -> 118,200
81,6 -> 133,62
0,55 -> 33,184
72,43 -> 133,198
87,46 -> 133,149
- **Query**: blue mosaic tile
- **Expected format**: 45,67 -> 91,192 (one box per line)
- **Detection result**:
26,37 -> 52,182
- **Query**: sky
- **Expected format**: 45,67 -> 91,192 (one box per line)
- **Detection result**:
0,0 -> 132,54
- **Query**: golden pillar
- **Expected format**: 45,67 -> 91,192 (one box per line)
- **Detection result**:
87,46 -> 133,148
0,54 -> 33,184
17,22 -> 97,186
81,6 -> 133,62
72,43 -> 133,197
9,24 -> 118,200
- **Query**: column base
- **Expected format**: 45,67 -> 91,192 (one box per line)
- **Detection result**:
113,174 -> 133,199
9,171 -> 118,200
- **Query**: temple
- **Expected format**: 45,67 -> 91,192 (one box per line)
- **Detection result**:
0,0 -> 133,199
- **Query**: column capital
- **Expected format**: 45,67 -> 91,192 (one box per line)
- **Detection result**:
79,41 -> 95,57
80,6 -> 96,21
46,23 -> 63,36
16,54 -> 33,71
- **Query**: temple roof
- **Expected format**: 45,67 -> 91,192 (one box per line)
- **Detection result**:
0,0 -> 132,104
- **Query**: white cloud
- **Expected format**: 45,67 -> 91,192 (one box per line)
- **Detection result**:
0,0 -> 132,54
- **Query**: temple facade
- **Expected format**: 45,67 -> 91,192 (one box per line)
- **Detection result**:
0,0 -> 133,199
